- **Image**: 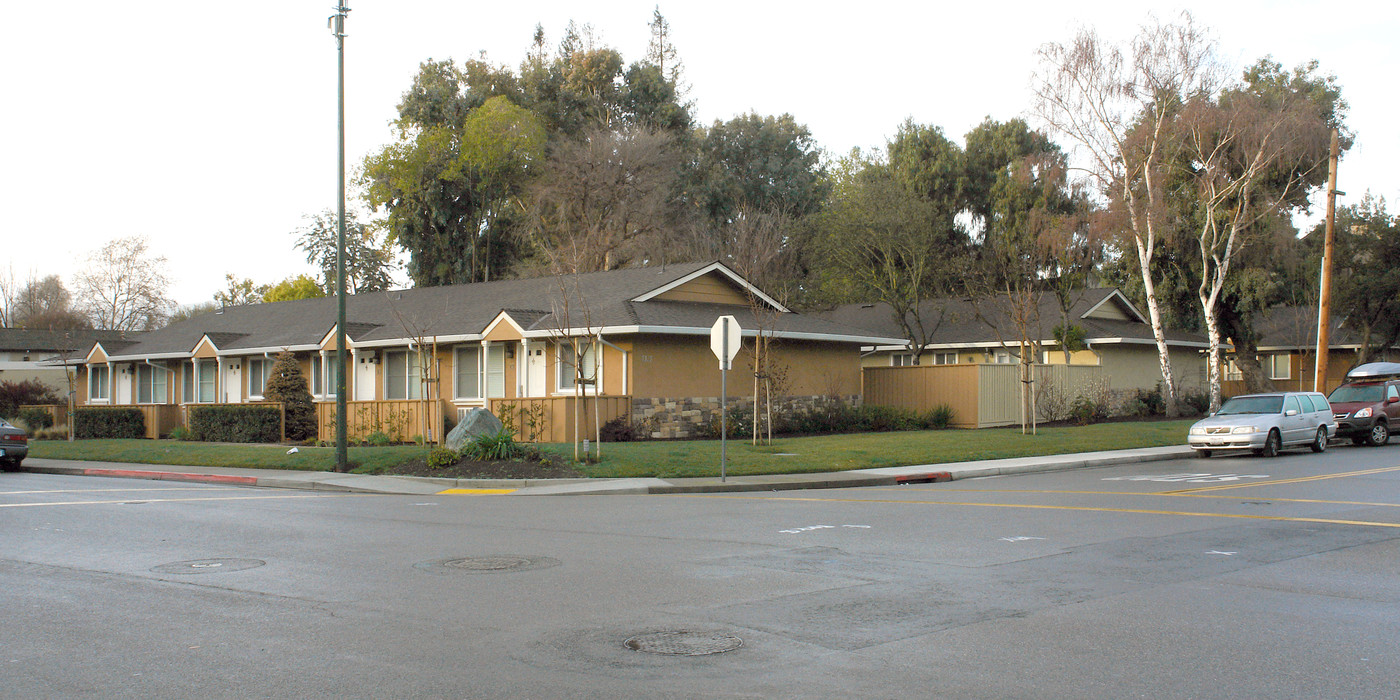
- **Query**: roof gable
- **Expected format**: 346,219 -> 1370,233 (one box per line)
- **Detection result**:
631,262 -> 788,312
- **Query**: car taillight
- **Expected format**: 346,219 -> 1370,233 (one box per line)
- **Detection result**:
2,433 -> 26,444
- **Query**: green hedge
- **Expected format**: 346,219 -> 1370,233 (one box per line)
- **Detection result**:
188,405 -> 282,443
74,409 -> 146,439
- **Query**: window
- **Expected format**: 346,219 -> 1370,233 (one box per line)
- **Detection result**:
1308,394 -> 1330,413
1388,385 -> 1399,402
247,359 -> 270,399
993,351 -> 1014,364
384,351 -> 421,400
558,340 -> 598,392
485,345 -> 505,398
891,353 -> 914,367
89,365 -> 110,401
1269,354 -> 1291,380
136,363 -> 167,404
198,361 -> 216,403
1223,358 -> 1243,381
1283,395 -> 1301,415
454,346 -> 481,399
182,364 -> 193,403
931,352 -> 958,366
312,355 -> 343,398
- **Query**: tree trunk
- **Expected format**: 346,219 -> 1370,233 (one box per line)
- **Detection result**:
1136,241 -> 1179,417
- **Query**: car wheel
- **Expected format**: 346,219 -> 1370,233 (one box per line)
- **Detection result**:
1311,426 -> 1328,453
1369,421 -> 1390,447
1197,449 -> 1212,459
1261,430 -> 1281,458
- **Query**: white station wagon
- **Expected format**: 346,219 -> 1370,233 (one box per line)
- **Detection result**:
1188,392 -> 1337,458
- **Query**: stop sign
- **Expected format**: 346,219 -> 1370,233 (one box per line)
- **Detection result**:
710,315 -> 742,370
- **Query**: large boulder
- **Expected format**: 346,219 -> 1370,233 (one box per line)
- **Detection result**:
446,408 -> 505,452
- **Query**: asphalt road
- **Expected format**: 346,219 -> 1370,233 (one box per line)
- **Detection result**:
3,442 -> 1398,699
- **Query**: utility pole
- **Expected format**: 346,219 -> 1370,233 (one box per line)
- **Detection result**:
330,2 -> 350,472
1313,128 -> 1341,393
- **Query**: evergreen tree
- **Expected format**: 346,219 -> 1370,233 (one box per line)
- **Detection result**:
265,351 -> 316,442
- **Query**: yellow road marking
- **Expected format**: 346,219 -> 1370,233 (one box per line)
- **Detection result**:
0,493 -> 357,508
1164,465 -> 1400,493
436,488 -> 517,495
876,487 -> 1400,509
669,493 -> 1400,529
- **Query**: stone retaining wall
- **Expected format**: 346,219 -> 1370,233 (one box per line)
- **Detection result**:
632,395 -> 859,439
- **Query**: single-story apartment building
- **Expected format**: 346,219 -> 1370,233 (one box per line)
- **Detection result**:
67,262 -> 903,441
1224,306 -> 1400,396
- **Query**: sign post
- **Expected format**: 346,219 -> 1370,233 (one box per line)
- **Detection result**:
710,316 -> 742,482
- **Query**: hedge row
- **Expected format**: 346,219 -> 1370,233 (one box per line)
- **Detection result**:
188,405 -> 282,443
74,409 -> 145,439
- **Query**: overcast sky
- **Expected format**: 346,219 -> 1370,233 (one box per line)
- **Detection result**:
2,1 -> 1393,309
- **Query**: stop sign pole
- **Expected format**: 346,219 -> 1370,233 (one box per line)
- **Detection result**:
710,316 -> 742,482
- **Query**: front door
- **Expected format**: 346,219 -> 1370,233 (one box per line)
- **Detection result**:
224,361 -> 242,404
355,353 -> 377,400
525,342 -> 547,397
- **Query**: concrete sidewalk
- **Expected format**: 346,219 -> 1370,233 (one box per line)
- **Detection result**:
18,444 -> 1195,496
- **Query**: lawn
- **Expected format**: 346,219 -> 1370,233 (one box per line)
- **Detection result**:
29,419 -> 1193,478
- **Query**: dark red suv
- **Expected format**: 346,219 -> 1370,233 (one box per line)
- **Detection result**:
1327,362 -> 1400,446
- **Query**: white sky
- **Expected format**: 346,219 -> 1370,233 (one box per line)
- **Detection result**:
2,1 -> 1394,309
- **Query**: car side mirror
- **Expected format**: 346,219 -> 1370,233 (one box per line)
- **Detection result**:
1285,409 -> 1299,417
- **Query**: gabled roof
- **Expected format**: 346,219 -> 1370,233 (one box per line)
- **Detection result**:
84,262 -> 900,362
1250,306 -> 1399,351
818,288 -> 1207,350
0,328 -> 128,353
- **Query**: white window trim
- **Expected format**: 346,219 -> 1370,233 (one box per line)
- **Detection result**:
891,353 -> 914,367
556,338 -> 601,395
246,358 -> 269,401
453,345 -> 483,400
89,364 -> 111,404
196,359 -> 217,404
136,363 -> 168,404
1269,354 -> 1291,380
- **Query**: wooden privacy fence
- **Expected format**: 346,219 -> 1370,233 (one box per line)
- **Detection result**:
489,396 -> 632,444
316,399 -> 445,444
864,364 -> 1106,428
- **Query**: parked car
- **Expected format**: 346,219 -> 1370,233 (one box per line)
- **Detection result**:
1188,392 -> 1336,458
1327,362 -> 1400,447
0,418 -> 28,470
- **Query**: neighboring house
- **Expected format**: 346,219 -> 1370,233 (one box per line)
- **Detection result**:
68,262 -> 902,441
820,288 -> 1209,395
0,328 -> 128,396
1224,306 -> 1400,396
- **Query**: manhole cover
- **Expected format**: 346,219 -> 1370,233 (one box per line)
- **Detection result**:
150,558 -> 266,575
624,631 -> 743,656
415,555 -> 559,575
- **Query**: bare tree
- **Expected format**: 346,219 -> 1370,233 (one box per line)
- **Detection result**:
521,125 -> 682,273
1035,13 -> 1223,416
0,265 -> 17,328
1180,91 -> 1330,411
73,235 -> 174,331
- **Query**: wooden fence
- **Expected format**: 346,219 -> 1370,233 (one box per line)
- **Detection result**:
864,364 -> 1106,428
19,403 -> 69,427
316,399 -> 445,444
488,396 -> 632,443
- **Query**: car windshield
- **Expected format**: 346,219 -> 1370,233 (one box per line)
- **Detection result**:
1217,396 -> 1283,415
1328,384 -> 1385,403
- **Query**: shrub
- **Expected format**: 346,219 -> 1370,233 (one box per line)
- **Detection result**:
1120,398 -> 1152,418
599,417 -> 636,442
74,408 -> 145,439
462,429 -> 524,461
0,379 -> 61,420
17,407 -> 54,431
264,351 -> 316,441
922,404 -> 955,429
427,446 -> 459,469
1180,389 -> 1210,416
168,426 -> 193,441
366,431 -> 392,446
1130,386 -> 1165,416
1068,396 -> 1108,426
188,405 -> 281,443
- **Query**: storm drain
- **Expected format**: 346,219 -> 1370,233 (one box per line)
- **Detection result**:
414,555 -> 559,575
624,631 -> 744,656
150,558 -> 266,575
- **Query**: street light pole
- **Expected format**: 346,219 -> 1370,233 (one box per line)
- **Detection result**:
330,2 -> 350,472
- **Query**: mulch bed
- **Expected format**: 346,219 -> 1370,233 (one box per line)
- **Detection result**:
379,457 -> 586,480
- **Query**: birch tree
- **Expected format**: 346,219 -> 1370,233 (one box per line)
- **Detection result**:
1035,14 -> 1222,416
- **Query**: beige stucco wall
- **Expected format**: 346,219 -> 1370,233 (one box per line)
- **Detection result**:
1095,344 -> 1205,393
631,335 -> 860,399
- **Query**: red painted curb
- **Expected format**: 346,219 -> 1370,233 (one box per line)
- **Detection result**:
895,471 -> 952,485
81,468 -> 258,486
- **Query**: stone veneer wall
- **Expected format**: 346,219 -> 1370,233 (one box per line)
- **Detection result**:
632,395 -> 861,439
